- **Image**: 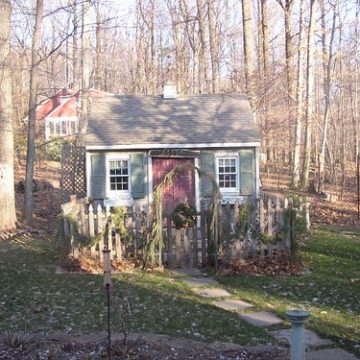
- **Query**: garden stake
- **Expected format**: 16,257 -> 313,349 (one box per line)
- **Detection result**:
287,310 -> 310,360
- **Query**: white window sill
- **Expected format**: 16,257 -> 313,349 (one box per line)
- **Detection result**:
219,188 -> 238,193
221,195 -> 246,205
104,193 -> 133,207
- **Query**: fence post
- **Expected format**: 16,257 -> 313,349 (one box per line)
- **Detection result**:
63,213 -> 69,239
287,198 -> 294,256
97,204 -> 104,263
105,206 -> 113,258
259,198 -> 265,234
184,228 -> 190,267
267,198 -> 273,236
80,203 -> 87,236
167,215 -> 173,268
89,204 -> 95,238
305,202 -> 311,231
192,225 -> 198,267
275,196 -> 282,228
200,201 -> 207,266
175,229 -> 181,268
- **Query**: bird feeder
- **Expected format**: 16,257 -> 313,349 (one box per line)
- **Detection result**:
103,249 -> 112,287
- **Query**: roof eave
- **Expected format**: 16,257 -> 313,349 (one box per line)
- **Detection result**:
85,142 -> 261,151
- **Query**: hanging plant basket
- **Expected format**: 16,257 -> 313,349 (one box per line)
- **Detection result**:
171,201 -> 197,229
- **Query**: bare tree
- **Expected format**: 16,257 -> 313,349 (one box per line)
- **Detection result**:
317,0 -> 337,193
196,0 -> 209,93
72,0 -> 79,89
24,0 -> 44,225
0,0 -> 16,231
291,0 -> 306,188
241,0 -> 256,99
207,0 -> 219,93
77,0 -> 91,146
301,0 -> 318,190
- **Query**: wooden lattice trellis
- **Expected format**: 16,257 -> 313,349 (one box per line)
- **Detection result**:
61,145 -> 86,202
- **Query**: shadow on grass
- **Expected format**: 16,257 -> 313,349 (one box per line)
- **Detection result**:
0,235 -> 271,346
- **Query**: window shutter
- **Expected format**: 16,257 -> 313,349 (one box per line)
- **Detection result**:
91,154 -> 106,199
239,149 -> 255,195
200,151 -> 215,197
131,153 -> 145,199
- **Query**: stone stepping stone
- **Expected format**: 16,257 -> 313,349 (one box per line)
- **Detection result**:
172,268 -> 203,277
183,277 -> 219,287
269,328 -> 333,348
240,311 -> 283,327
306,348 -> 358,360
193,288 -> 231,298
214,299 -> 254,311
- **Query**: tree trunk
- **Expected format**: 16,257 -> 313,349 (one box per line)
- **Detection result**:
318,2 -> 337,193
207,0 -> 219,93
291,0 -> 306,188
241,0 -> 256,99
77,0 -> 91,146
0,0 -> 16,231
196,0 -> 209,93
72,0 -> 79,89
284,0 -> 295,167
24,0 -> 44,225
261,0 -> 270,163
95,0 -> 103,90
301,0 -> 318,190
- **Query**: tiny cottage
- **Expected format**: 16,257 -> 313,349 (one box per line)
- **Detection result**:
85,83 -> 261,213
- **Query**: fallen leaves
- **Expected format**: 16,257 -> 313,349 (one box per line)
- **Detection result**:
224,257 -> 302,276
60,256 -> 137,274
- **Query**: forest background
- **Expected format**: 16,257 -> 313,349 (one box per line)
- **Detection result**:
0,0 -> 359,230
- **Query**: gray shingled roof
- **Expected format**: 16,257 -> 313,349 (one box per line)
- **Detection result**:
85,93 -> 260,147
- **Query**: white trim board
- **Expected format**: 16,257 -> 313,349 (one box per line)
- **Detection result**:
86,142 -> 261,151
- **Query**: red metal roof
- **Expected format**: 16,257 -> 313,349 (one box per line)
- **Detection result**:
47,96 -> 77,117
36,89 -> 112,121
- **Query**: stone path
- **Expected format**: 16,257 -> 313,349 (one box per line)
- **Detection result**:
214,299 -> 253,311
178,271 -> 359,360
270,329 -> 334,348
193,288 -> 231,298
240,311 -> 283,327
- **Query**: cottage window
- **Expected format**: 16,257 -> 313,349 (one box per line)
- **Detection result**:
217,156 -> 238,192
109,160 -> 129,191
55,121 -> 61,136
61,119 -> 67,135
70,120 -> 77,135
49,121 -> 55,136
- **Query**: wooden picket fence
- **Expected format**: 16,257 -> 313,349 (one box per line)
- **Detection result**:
60,194 -> 310,267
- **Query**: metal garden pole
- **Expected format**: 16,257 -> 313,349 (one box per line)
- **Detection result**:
287,310 -> 310,360
103,218 -> 112,360
357,154 -> 360,219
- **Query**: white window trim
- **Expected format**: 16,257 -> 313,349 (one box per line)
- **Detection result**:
216,153 -> 239,194
105,154 -> 132,198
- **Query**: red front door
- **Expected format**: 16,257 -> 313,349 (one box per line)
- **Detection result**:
152,157 -> 195,216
